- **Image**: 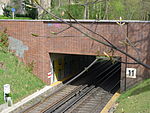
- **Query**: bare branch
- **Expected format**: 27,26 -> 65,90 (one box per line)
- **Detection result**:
52,26 -> 72,35
126,37 -> 141,61
32,1 -> 150,69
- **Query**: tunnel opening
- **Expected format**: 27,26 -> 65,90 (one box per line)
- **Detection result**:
46,53 -> 121,113
50,53 -> 95,83
50,53 -> 121,94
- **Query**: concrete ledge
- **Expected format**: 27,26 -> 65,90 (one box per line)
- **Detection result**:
1,86 -> 52,113
1,82 -> 63,113
0,103 -> 8,112
4,89 -> 120,113
1,75 -> 72,113
101,92 -> 120,113
0,19 -> 150,23
50,75 -> 73,87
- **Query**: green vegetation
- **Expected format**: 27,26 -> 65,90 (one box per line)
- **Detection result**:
23,0 -> 38,19
41,4 -> 85,19
115,78 -> 150,113
0,15 -> 32,20
2,0 -> 150,20
0,31 -> 45,105
2,0 -> 37,19
31,0 -> 150,20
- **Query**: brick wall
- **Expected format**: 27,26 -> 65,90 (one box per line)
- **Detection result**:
0,20 -> 149,90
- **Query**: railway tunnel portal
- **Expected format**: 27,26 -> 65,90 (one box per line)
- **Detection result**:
0,20 -> 150,91
49,53 -> 121,93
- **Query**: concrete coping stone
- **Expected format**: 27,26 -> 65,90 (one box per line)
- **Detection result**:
0,19 -> 150,23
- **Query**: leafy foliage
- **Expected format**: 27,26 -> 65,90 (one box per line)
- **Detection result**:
88,2 -> 105,19
3,0 -> 24,17
108,0 -> 125,19
3,5 -> 12,17
2,0 -> 150,20
23,0 -> 38,19
40,0 -> 150,20
41,4 -> 84,20
0,31 -> 8,48
108,0 -> 150,20
0,30 -> 9,53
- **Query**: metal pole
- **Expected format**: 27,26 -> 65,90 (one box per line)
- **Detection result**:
124,23 -> 129,91
12,12 -> 14,20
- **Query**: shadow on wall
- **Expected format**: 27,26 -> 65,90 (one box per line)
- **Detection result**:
129,25 -> 150,79
143,31 -> 150,79
124,23 -> 150,90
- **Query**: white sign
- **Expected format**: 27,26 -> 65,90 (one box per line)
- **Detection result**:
4,84 -> 10,94
126,68 -> 136,78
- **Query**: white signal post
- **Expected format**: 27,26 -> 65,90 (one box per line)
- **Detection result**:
48,71 -> 54,84
11,8 -> 16,19
4,84 -> 10,102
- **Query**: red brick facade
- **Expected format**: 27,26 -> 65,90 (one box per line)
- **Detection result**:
0,20 -> 149,90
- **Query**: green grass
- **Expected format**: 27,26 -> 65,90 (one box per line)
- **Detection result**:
115,78 -> 150,113
0,15 -> 32,20
0,51 -> 45,104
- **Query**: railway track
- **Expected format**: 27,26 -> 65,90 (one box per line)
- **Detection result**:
65,87 -> 112,113
19,59 -> 120,113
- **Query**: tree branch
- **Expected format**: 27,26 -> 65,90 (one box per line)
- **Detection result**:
32,1 -> 150,69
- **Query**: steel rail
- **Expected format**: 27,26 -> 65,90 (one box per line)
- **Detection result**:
21,60 -> 121,113
65,87 -> 102,113
41,85 -> 88,113
57,65 -> 120,113
43,61 -> 111,113
44,61 -> 120,113
44,85 -> 96,113
65,64 -> 121,113
21,58 -> 104,113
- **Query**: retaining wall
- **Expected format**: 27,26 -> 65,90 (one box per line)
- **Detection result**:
0,20 -> 149,91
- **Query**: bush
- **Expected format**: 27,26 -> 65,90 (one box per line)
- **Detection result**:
15,14 -> 28,17
41,4 -> 84,20
0,33 -> 8,47
23,0 -> 38,19
3,5 -> 12,17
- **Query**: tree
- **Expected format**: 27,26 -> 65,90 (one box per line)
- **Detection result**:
23,0 -> 38,19
26,0 -> 150,20
31,0 -> 150,70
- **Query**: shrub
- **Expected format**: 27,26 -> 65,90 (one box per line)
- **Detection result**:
0,30 -> 9,52
23,0 -> 38,19
3,5 -> 12,17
